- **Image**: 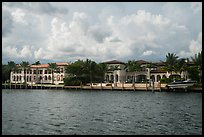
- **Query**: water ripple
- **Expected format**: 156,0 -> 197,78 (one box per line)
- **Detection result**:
2,89 -> 202,135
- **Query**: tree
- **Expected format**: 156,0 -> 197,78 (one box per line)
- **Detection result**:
32,61 -> 41,65
191,51 -> 202,82
173,58 -> 187,78
20,61 -> 30,86
125,60 -> 141,72
2,62 -> 15,83
162,53 -> 178,80
96,63 -> 108,82
65,60 -> 85,84
65,59 -> 107,85
2,64 -> 9,83
188,66 -> 200,81
6,61 -> 18,87
48,63 -> 59,84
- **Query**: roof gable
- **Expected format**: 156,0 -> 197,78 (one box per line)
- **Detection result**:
103,60 -> 125,64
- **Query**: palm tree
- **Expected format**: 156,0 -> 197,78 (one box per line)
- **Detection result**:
32,61 -> 41,65
162,53 -> 178,79
173,58 -> 187,79
191,51 -> 202,82
48,63 -> 59,84
125,60 -> 141,72
20,61 -> 30,87
125,60 -> 142,83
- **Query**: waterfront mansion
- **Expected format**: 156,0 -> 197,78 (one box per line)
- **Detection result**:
103,60 -> 189,84
10,62 -> 69,85
10,60 -> 189,85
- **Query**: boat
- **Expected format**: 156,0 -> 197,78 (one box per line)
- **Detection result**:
166,80 -> 197,89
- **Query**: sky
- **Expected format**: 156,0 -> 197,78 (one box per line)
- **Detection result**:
2,2 -> 202,64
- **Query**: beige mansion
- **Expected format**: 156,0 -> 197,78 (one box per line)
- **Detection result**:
103,60 -> 188,84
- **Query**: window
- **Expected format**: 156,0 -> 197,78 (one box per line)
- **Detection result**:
48,75 -> 51,80
116,74 -> 119,82
34,70 -> 36,74
61,75 -> 63,81
57,75 -> 60,81
39,70 -> 43,74
106,75 -> 109,82
157,75 -> 161,82
13,76 -> 16,81
44,70 -> 47,74
60,68 -> 63,73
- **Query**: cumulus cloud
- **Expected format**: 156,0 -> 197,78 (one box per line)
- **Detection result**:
2,2 -> 202,64
11,8 -> 27,24
3,45 -> 33,61
179,32 -> 202,58
142,50 -> 156,56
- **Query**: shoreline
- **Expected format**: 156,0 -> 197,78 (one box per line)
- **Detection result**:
2,83 -> 202,92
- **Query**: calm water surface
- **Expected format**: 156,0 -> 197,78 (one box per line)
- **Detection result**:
2,89 -> 202,135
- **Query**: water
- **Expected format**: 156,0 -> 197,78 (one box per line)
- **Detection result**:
2,89 -> 202,135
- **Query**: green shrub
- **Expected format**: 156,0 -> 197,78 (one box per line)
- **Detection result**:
160,78 -> 172,83
63,77 -> 81,86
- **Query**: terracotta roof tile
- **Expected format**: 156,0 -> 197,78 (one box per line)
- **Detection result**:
31,62 -> 69,68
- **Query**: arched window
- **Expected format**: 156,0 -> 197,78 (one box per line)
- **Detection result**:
106,75 -> 109,82
45,76 -> 47,80
48,75 -> 51,80
17,76 -> 19,81
57,75 -> 60,81
13,76 -> 16,81
162,75 -> 166,79
116,74 -> 119,82
30,76 -> 32,82
151,75 -> 155,82
111,75 -> 114,82
157,75 -> 161,82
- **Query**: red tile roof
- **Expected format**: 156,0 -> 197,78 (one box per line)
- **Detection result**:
31,62 -> 69,68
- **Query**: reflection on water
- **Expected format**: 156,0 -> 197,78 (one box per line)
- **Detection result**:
2,89 -> 202,135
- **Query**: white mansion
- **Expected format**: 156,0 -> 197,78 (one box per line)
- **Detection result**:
10,62 -> 69,85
